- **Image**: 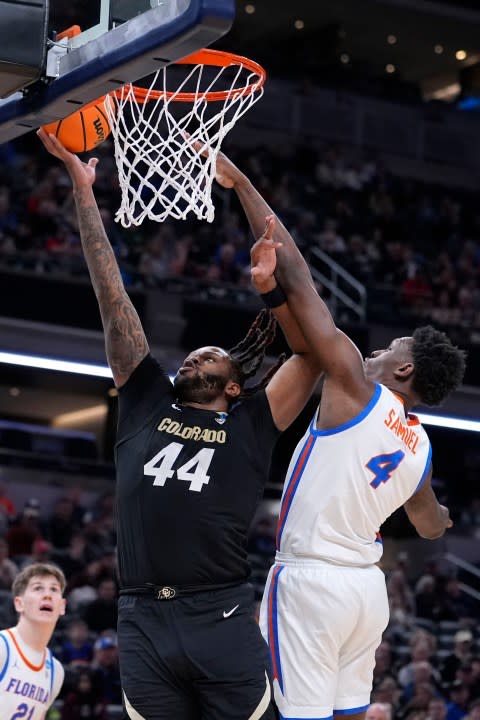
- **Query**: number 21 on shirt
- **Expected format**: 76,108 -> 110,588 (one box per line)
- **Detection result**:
10,704 -> 34,720
144,442 -> 214,492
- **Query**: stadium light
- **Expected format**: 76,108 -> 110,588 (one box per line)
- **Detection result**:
0,351 -> 113,378
0,350 -> 176,384
417,413 -> 480,433
0,351 -> 478,431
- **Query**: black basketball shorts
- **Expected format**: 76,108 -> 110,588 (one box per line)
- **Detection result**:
118,583 -> 277,720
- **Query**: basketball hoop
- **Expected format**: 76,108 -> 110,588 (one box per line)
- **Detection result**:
104,49 -> 266,227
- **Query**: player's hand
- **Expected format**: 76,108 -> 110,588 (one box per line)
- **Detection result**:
37,128 -> 98,188
439,504 -> 453,530
251,215 -> 282,292
189,138 -> 243,189
212,150 -> 244,189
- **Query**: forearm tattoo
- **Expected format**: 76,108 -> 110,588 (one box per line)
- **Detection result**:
75,187 -> 148,383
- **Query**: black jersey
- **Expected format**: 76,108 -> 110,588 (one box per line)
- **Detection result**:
115,354 -> 280,589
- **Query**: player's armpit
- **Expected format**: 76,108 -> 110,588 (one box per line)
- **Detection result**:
404,470 -> 453,539
265,354 -> 321,431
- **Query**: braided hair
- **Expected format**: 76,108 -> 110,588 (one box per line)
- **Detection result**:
228,309 -> 286,398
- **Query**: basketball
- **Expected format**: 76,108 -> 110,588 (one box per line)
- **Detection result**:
41,95 -> 113,153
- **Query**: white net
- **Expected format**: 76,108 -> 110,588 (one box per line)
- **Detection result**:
104,52 -> 265,228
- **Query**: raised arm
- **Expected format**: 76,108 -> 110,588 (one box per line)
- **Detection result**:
213,152 -> 369,403
403,470 -> 453,539
37,130 -> 149,387
250,216 -> 321,431
251,215 -> 312,355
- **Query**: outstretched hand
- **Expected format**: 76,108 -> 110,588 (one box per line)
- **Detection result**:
189,138 -> 242,189
37,128 -> 99,188
250,215 -> 282,291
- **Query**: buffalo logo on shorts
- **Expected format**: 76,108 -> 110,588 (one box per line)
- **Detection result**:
156,586 -> 176,600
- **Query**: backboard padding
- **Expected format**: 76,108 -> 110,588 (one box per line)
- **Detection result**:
0,0 -> 234,144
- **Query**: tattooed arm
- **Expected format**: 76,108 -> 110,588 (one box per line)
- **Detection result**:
37,129 -> 149,387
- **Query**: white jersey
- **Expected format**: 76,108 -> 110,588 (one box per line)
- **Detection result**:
0,628 -> 64,720
276,383 -> 432,566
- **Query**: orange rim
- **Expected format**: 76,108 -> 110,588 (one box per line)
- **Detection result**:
110,49 -> 266,104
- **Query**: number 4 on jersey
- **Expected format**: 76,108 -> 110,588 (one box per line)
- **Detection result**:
144,442 -> 215,492
366,449 -> 405,489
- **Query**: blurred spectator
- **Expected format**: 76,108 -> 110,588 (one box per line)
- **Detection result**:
468,660 -> 480,700
210,241 -> 243,283
427,698 -> 448,720
0,537 -> 18,590
372,676 -> 401,711
45,496 -> 81,549
67,487 -> 88,528
247,514 -> 276,559
374,640 -> 396,686
467,699 -> 480,720
61,618 -> 94,667
61,669 -> 107,720
20,537 -> 53,569
0,185 -> 17,233
366,702 -> 392,720
398,643 -> 437,687
442,630 -> 475,684
0,480 -> 16,520
400,661 -> 441,703
398,681 -> 435,719
6,498 -> 43,559
52,532 -> 91,579
415,575 -> 442,622
82,493 -> 116,558
83,578 -> 118,634
66,582 -> 98,616
90,635 -> 122,705
387,569 -> 416,627
459,499 -> 480,530
317,218 -> 346,256
446,680 -> 470,720
138,231 -> 172,284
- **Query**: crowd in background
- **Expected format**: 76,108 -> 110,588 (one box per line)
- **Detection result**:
0,135 -> 479,331
0,477 -> 479,720
0,483 -> 120,718
0,121 -> 479,720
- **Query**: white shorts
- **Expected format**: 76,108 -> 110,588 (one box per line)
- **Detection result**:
259,556 -> 389,720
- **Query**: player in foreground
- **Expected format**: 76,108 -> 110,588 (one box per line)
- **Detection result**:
0,563 -> 66,719
37,128 -> 321,720
210,151 -> 466,720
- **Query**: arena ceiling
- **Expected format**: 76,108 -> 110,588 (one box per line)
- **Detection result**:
220,0 -> 480,99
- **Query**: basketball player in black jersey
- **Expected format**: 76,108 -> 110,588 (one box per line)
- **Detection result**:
37,128 -> 322,720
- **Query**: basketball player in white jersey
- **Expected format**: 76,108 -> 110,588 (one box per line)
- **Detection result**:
210,153 -> 466,720
0,563 -> 66,720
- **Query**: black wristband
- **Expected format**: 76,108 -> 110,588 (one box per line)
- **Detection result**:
260,284 -> 287,309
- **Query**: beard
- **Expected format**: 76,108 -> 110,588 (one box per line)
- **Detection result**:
173,371 -> 228,404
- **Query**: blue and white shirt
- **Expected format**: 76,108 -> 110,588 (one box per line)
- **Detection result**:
0,628 -> 64,720
276,384 -> 432,566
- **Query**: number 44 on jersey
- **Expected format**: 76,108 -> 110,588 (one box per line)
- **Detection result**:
144,442 -> 215,492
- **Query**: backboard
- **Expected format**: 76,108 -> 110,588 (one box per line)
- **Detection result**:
0,0 -> 235,144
